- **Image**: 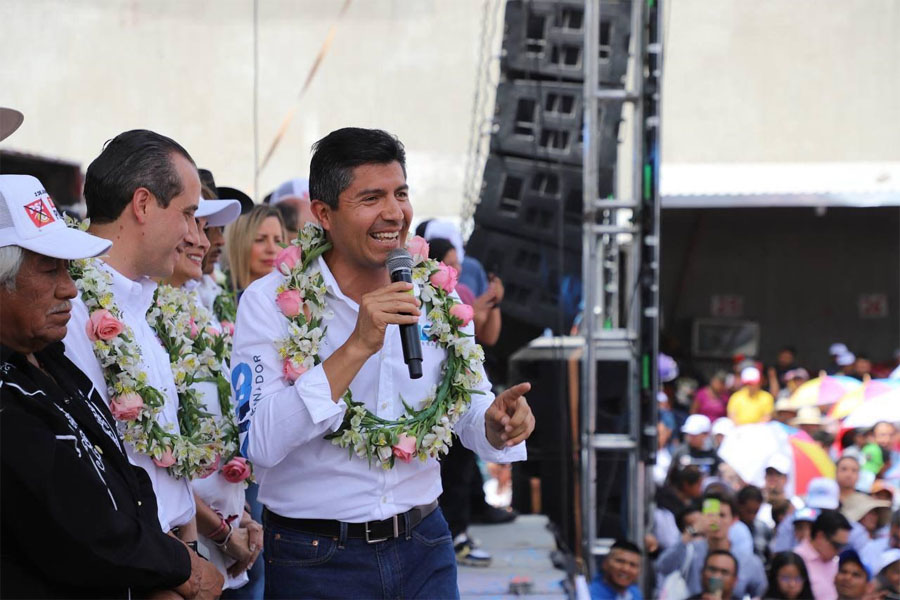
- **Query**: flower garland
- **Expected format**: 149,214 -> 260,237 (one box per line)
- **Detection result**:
69,259 -> 219,479
212,267 -> 237,326
148,284 -> 248,480
274,224 -> 486,470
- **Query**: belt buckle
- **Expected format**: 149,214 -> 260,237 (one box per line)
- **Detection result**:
365,515 -> 399,544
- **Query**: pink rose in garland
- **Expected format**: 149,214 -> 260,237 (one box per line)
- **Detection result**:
86,309 -> 125,342
449,303 -> 474,327
282,357 -> 308,382
109,392 -> 144,421
152,447 -> 176,468
222,457 -> 252,483
275,245 -> 302,274
220,321 -> 235,336
276,289 -> 304,318
406,236 -> 430,265
392,434 -> 417,463
188,317 -> 199,338
429,263 -> 458,294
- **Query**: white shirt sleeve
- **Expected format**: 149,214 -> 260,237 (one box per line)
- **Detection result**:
452,322 -> 527,463
63,298 -> 110,402
231,283 -> 348,469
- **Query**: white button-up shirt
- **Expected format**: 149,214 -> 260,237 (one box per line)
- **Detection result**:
231,257 -> 525,522
64,262 -> 196,532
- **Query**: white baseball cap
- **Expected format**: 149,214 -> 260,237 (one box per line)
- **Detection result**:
682,414 -> 712,436
766,453 -> 792,476
829,343 -> 848,356
711,417 -> 735,437
741,366 -> 761,384
270,177 -> 309,205
805,477 -> 840,510
196,197 -> 241,228
836,352 -> 856,367
0,175 -> 111,260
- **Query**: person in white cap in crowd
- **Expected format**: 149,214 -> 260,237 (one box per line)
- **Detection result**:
153,193 -> 263,591
61,131 -> 212,555
727,366 -> 774,425
0,174 -> 222,597
836,351 -> 857,377
756,453 -> 794,529
873,548 -> 900,598
828,343 -> 850,375
710,417 -> 734,450
268,177 -> 315,240
669,414 -> 722,478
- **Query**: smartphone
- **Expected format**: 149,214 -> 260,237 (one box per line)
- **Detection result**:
708,576 -> 724,599
703,498 -> 721,531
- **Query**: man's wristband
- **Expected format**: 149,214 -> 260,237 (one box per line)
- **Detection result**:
208,517 -> 230,543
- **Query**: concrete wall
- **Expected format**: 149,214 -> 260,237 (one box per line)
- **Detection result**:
660,207 -> 900,371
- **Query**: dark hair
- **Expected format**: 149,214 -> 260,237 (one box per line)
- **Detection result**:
84,129 -> 195,224
428,238 -> 456,263
702,490 -> 737,517
811,509 -> 851,539
840,428 -> 860,449
737,485 -> 764,506
779,346 -> 797,355
415,219 -> 432,238
704,550 -> 737,576
767,551 -> 814,599
609,539 -> 641,555
669,465 -> 702,489
274,202 -> 299,233
836,455 -> 860,468
839,549 -> 869,580
771,499 -> 792,525
813,430 -> 834,447
676,500 -> 702,532
309,127 -> 406,209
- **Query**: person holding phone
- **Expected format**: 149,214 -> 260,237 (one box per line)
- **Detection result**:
656,492 -> 767,599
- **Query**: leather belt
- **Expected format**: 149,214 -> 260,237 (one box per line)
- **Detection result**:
264,500 -> 439,544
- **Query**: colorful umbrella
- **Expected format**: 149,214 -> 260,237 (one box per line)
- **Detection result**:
717,422 -> 834,496
829,379 -> 899,420
843,388 -> 900,428
788,434 -> 835,496
791,375 -> 860,408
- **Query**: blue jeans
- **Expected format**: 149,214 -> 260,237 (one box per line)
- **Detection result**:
263,507 -> 459,599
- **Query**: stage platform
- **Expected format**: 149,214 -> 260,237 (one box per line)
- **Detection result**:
458,515 -> 567,599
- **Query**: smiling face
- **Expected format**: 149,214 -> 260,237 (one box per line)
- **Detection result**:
247,216 -> 284,283
834,560 -> 868,598
139,153 -> 201,278
170,217 -> 210,287
0,250 -> 78,353
313,161 -> 411,277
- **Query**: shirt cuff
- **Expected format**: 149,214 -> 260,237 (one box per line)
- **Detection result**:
294,364 -> 347,428
473,410 -> 528,463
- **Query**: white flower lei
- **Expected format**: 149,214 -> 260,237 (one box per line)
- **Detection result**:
148,284 -> 244,473
69,256 -> 221,479
275,224 -> 486,469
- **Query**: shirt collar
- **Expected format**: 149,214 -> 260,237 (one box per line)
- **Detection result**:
99,261 -> 158,316
317,255 -> 358,311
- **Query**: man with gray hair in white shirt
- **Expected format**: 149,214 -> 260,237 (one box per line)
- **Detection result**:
231,127 -> 535,599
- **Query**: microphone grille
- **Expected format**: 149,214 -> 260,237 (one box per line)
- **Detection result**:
386,248 -> 414,273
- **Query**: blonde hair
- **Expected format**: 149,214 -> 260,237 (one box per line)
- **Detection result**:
224,205 -> 285,292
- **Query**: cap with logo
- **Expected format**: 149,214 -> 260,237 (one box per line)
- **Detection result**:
0,174 -> 111,260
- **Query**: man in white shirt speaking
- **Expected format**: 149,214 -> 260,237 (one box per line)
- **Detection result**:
231,127 -> 535,599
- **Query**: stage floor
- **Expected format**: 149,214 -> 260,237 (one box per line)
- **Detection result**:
459,515 -> 566,599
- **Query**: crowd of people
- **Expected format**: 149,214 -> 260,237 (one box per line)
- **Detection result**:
591,347 -> 900,599
0,115 -> 535,599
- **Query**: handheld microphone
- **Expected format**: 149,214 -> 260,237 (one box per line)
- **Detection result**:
386,248 -> 423,379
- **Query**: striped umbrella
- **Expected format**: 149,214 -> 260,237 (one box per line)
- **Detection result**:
791,375 -> 860,408
788,434 -> 836,496
829,379 -> 899,420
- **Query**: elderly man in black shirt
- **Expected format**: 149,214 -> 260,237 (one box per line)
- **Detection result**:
0,174 -> 222,598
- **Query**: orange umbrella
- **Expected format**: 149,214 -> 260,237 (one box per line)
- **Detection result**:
789,434 -> 836,496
